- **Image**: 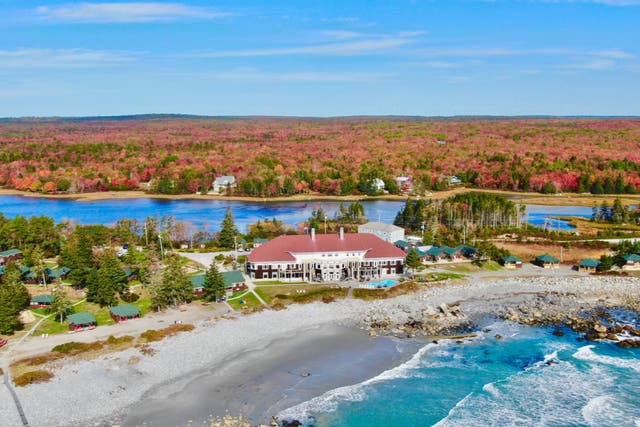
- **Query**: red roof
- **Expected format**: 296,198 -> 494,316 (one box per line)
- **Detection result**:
248,233 -> 407,263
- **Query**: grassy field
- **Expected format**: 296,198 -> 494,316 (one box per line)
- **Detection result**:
254,284 -> 347,307
253,280 -> 308,285
227,292 -> 263,311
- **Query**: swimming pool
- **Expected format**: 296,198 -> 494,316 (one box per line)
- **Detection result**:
367,279 -> 398,288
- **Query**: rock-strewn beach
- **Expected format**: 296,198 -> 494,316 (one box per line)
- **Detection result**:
9,276 -> 640,427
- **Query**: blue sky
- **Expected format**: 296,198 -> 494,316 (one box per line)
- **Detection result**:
0,0 -> 638,117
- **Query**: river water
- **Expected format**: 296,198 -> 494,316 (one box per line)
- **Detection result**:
0,195 -> 591,232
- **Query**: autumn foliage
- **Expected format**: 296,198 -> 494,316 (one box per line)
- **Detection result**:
1,116 -> 639,196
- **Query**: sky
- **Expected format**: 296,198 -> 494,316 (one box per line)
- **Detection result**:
0,0 -> 639,117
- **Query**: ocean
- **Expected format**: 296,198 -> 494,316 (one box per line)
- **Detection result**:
279,317 -> 640,427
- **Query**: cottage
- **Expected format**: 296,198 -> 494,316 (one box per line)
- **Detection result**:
67,312 -> 97,331
578,258 -> 600,273
212,176 -> 236,194
424,246 -> 449,263
502,255 -> 523,269
122,267 -> 136,281
535,254 -> 560,269
358,222 -> 405,244
190,273 -> 206,295
395,176 -> 413,193
45,266 -> 71,282
30,294 -> 53,308
109,304 -> 141,322
247,229 -> 406,282
0,249 -> 22,266
622,254 -> 640,271
222,271 -> 247,294
370,178 -> 386,192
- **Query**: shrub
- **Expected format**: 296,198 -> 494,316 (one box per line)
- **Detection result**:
140,324 -> 195,343
13,370 -> 54,387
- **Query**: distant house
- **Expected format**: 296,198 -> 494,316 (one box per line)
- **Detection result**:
502,255 -> 523,269
122,267 -> 136,282
190,273 -> 206,295
422,245 -> 477,263
535,254 -> 560,269
0,249 -> 22,266
67,312 -> 97,331
578,259 -> 600,273
395,176 -> 413,193
394,240 -> 411,250
358,222 -> 405,244
370,178 -> 386,192
437,140 -> 446,145
622,254 -> 640,271
30,294 -> 53,308
448,176 -> 462,185
109,304 -> 141,322
212,176 -> 236,194
253,238 -> 269,248
424,246 -> 449,263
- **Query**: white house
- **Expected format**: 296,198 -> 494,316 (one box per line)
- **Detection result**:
212,176 -> 236,193
371,178 -> 386,192
358,222 -> 405,244
247,228 -> 406,282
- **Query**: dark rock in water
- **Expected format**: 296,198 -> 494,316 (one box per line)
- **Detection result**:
606,333 -> 619,341
552,329 -> 564,337
495,334 -> 503,340
585,333 -> 598,342
616,339 -> 640,348
281,420 -> 303,427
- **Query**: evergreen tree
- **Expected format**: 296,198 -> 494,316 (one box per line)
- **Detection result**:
218,208 -> 238,248
0,264 -> 30,335
405,250 -> 422,270
203,261 -> 226,302
590,179 -> 604,195
30,245 -> 47,286
49,284 -> 73,323
150,254 -> 193,310
86,249 -> 126,307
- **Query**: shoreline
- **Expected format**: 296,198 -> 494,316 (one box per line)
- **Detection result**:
7,276 -> 640,427
2,187 -> 640,207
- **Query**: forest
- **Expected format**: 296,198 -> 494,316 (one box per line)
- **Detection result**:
1,116 -> 640,197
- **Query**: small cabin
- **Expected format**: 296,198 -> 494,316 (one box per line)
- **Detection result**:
190,273 -> 206,296
535,254 -> 560,269
109,304 -> 141,322
67,312 -> 97,331
212,176 -> 236,194
622,254 -> 640,271
30,294 -> 54,308
223,271 -> 247,294
578,259 -> 600,273
502,256 -> 523,269
0,249 -> 22,266
45,266 -> 71,282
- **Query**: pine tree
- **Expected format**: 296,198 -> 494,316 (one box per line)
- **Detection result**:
203,261 -> 226,302
150,254 -> 193,310
0,264 -> 30,335
49,284 -> 73,323
405,250 -> 422,270
218,208 -> 238,249
86,249 -> 126,307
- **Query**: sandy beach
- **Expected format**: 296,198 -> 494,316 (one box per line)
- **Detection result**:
5,275 -> 640,427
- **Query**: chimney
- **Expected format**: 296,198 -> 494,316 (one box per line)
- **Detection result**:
311,228 -> 316,241
339,227 -> 344,240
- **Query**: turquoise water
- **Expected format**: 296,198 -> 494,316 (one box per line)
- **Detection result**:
280,319 -> 640,427
367,279 -> 398,288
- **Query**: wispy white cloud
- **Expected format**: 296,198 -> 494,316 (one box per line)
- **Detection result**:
35,2 -> 230,23
590,49 -> 635,59
185,68 -> 393,83
322,30 -> 364,40
416,47 -> 570,58
188,33 -> 422,58
0,48 -> 135,68
563,59 -> 617,70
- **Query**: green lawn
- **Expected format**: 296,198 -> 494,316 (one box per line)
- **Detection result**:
33,318 -> 69,335
482,261 -> 503,271
412,272 -> 466,282
254,280 -> 308,285
133,298 -> 153,316
227,292 -> 263,311
29,308 -> 48,316
72,302 -> 115,326
254,284 -> 346,306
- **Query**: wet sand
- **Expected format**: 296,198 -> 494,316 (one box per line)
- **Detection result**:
121,325 -> 419,427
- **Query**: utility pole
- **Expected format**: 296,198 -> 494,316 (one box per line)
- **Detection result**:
158,234 -> 164,259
